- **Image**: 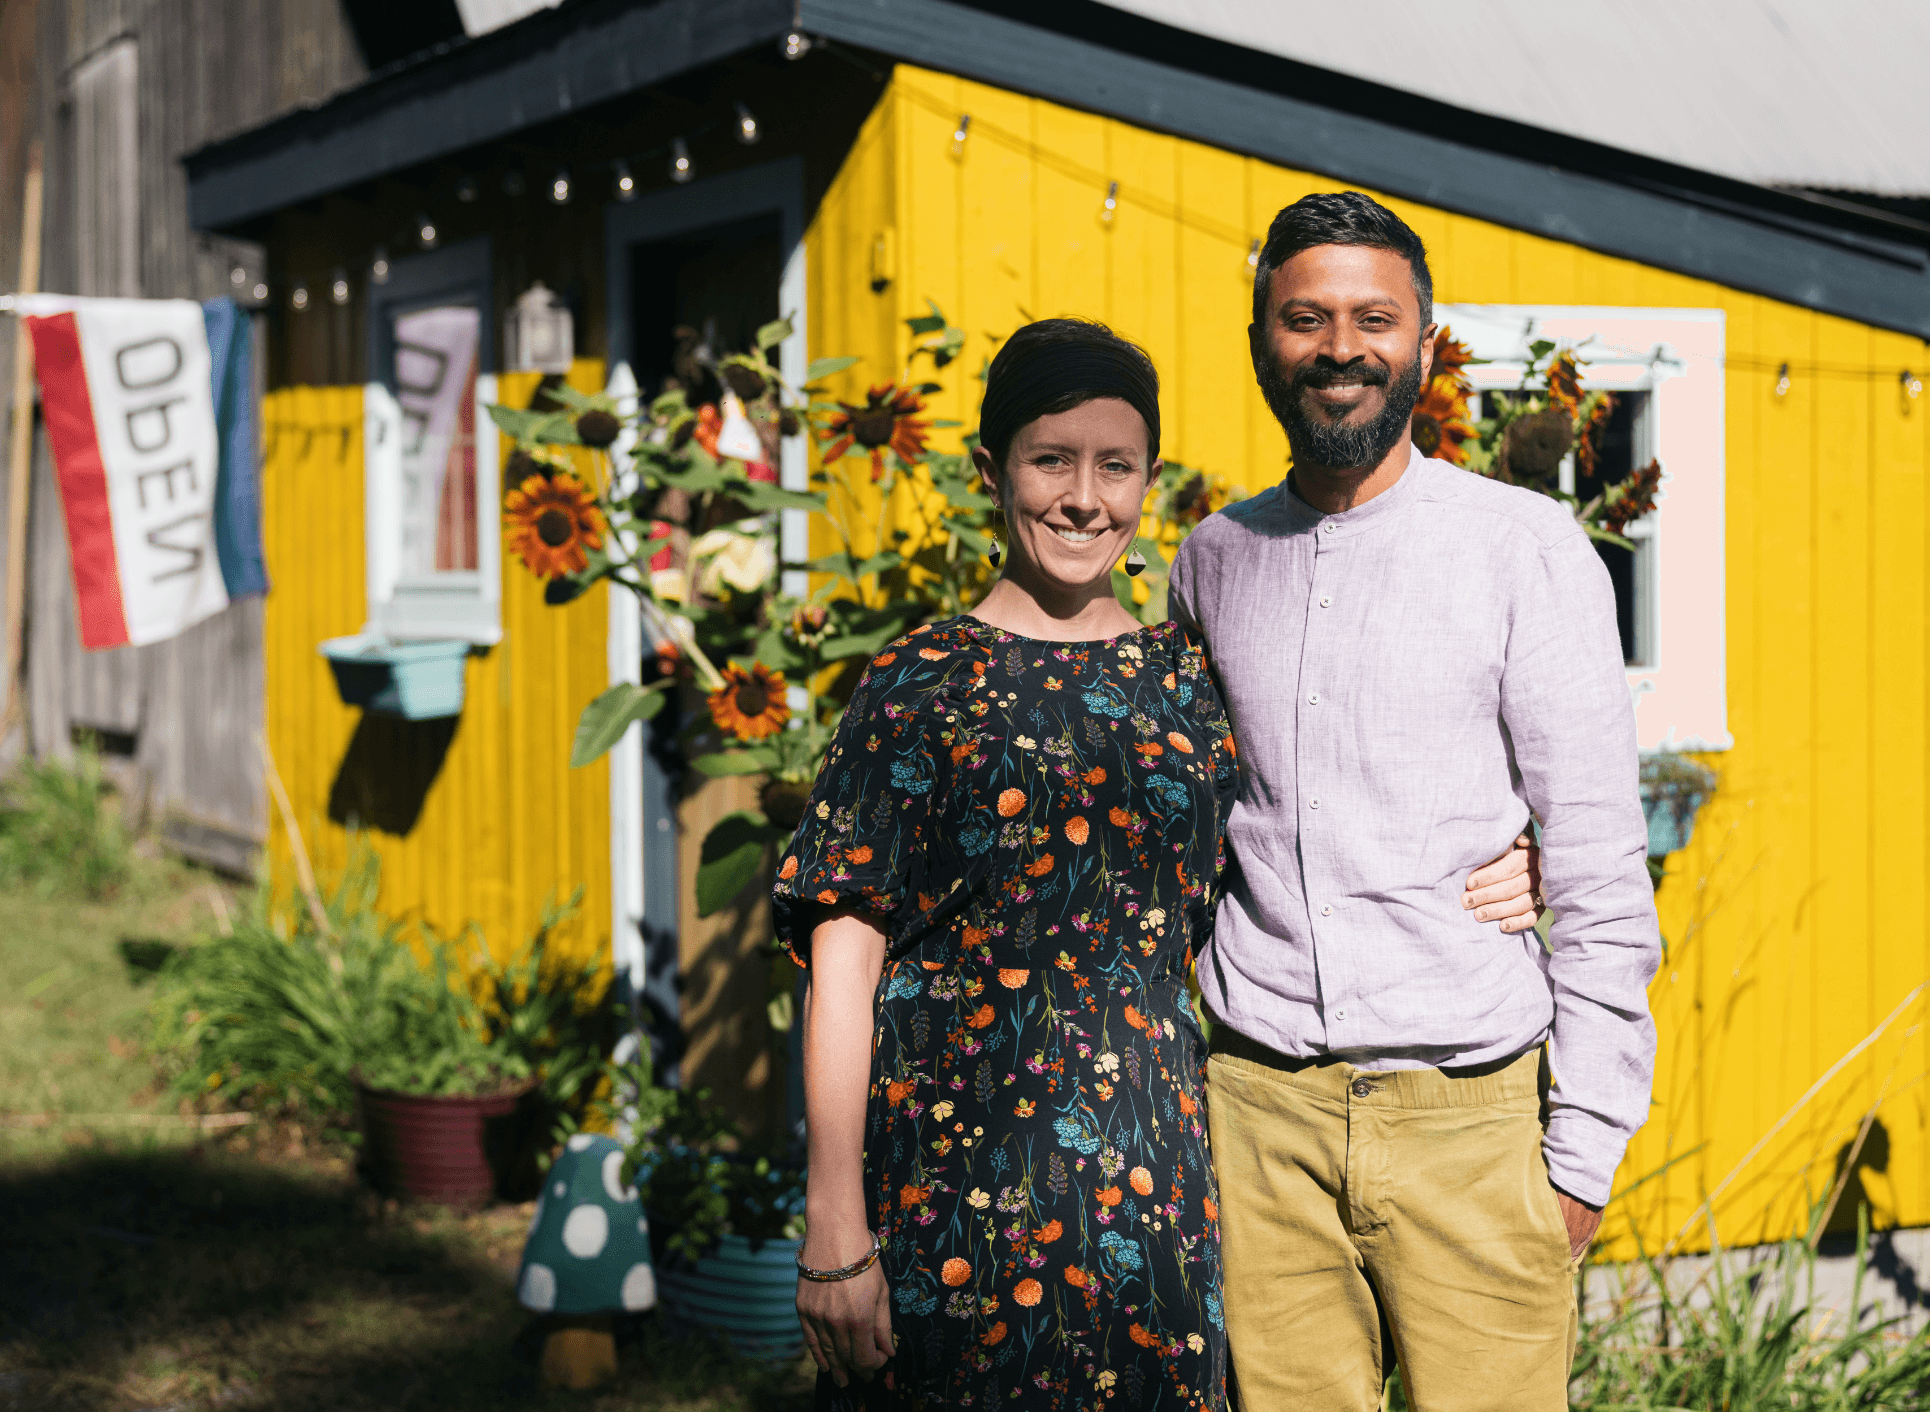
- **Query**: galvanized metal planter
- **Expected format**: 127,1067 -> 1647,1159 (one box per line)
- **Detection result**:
656,1233 -> 806,1363
320,634 -> 469,720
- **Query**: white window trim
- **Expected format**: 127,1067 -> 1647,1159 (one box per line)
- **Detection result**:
361,374 -> 503,645
1439,304 -> 1731,753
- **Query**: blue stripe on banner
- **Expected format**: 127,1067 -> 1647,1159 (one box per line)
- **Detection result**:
202,298 -> 269,599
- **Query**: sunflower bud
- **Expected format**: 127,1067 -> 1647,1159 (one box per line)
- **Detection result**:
505,448 -> 542,489
788,603 -> 830,648
721,363 -> 767,401
777,407 -> 801,438
576,409 -> 621,448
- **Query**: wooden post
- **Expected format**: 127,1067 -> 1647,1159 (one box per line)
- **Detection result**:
2,140 -> 44,737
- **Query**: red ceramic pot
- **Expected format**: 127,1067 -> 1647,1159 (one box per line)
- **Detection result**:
353,1076 -> 544,1208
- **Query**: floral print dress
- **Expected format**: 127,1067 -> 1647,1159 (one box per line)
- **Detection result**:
773,615 -> 1238,1411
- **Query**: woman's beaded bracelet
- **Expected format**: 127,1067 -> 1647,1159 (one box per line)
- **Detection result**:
796,1233 -> 882,1283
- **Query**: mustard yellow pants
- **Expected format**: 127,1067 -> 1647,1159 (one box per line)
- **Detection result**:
1206,1033 -> 1577,1411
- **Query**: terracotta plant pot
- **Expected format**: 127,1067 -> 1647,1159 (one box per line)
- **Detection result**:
656,1233 -> 805,1364
353,1076 -> 544,1208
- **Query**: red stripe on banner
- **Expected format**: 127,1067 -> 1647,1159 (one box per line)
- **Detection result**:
25,312 -> 129,650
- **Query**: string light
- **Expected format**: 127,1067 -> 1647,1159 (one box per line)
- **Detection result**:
230,266 -> 246,289
251,281 -> 267,302
735,102 -> 761,145
1775,362 -> 1791,398
1248,238 -> 1262,270
951,114 -> 971,157
456,174 -> 479,203
669,138 -> 693,184
1903,369 -> 1923,400
371,246 -> 390,285
549,168 -> 572,205
416,212 -> 439,249
290,281 -> 309,312
1099,180 -> 1119,225
783,28 -> 813,59
613,160 -> 636,200
330,267 -> 350,305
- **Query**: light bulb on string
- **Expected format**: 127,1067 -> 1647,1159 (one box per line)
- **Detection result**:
669,138 -> 693,184
550,168 -> 572,205
1903,369 -> 1923,400
735,102 -> 761,145
1775,362 -> 1791,399
330,268 -> 350,305
950,114 -> 971,158
290,281 -> 310,313
229,266 -> 246,289
456,174 -> 479,203
613,160 -> 636,200
1099,180 -> 1119,225
783,28 -> 813,59
251,281 -> 268,302
1247,238 -> 1262,273
416,212 -> 439,249
371,246 -> 390,285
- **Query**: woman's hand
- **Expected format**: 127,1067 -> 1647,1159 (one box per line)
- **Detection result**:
1463,833 -> 1544,933
797,1237 -> 894,1387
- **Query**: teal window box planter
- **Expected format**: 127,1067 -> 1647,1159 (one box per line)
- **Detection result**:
1639,753 -> 1718,858
320,635 -> 469,720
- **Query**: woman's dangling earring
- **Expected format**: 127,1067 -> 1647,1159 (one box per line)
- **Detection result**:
1124,545 -> 1147,578
987,535 -> 1002,569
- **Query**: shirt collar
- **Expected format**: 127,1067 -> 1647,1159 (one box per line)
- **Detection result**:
1274,443 -> 1429,538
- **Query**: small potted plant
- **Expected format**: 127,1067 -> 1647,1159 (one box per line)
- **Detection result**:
1639,752 -> 1719,858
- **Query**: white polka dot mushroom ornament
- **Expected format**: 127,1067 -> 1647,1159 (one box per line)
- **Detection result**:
516,1132 -> 655,1390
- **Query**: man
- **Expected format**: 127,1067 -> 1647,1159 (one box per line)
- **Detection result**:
1169,192 -> 1659,1409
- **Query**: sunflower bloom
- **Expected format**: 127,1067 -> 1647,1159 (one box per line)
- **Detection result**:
707,661 -> 790,741
820,384 -> 931,481
504,472 -> 605,578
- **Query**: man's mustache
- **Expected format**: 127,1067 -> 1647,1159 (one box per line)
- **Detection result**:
1292,359 -> 1391,391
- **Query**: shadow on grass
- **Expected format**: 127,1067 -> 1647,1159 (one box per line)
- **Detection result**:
0,1141 -> 813,1411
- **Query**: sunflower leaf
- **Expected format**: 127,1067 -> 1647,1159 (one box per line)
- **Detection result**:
735,482 -> 826,515
756,318 -> 795,351
696,810 -> 781,916
689,749 -> 781,778
805,356 -> 859,384
570,681 -> 670,769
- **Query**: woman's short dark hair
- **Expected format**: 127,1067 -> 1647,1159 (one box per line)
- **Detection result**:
1251,191 -> 1433,329
977,318 -> 1161,469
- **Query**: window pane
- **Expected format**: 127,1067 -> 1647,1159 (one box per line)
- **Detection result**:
393,304 -> 481,576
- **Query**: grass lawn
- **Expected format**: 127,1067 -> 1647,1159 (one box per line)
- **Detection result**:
0,864 -> 813,1411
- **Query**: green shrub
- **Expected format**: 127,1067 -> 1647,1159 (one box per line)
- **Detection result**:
149,847 -> 613,1123
0,743 -> 132,898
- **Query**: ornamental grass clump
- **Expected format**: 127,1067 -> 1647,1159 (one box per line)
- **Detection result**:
0,742 -> 134,899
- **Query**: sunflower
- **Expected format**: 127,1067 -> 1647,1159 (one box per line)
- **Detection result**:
504,471 -> 605,578
820,384 -> 930,481
706,660 -> 790,741
1411,327 -> 1478,466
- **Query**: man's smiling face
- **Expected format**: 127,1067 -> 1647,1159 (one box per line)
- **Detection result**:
1251,243 -> 1435,473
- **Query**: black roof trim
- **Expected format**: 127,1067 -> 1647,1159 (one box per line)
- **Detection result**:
184,0 -> 1930,339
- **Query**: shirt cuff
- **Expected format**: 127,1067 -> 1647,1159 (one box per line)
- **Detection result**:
1542,1108 -> 1624,1209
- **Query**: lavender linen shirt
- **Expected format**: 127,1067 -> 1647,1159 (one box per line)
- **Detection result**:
1170,448 -> 1659,1206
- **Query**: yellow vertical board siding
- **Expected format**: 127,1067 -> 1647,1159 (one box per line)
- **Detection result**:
261,363 -> 613,981
806,66 -> 1930,1254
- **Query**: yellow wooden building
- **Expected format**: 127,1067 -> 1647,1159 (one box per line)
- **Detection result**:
181,0 -> 1930,1260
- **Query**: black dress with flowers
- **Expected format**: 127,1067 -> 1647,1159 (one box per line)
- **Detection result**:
773,616 -> 1236,1412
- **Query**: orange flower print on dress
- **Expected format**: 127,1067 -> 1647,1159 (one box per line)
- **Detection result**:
963,925 -> 989,947
919,647 -> 947,661
942,1258 -> 972,1286
997,969 -> 1030,989
982,1322 -> 1008,1346
779,856 -> 798,880
1035,1220 -> 1062,1244
1134,741 -> 1163,758
1064,816 -> 1090,845
997,788 -> 1025,817
1025,854 -> 1055,877
1095,1187 -> 1123,1208
1177,1090 -> 1199,1115
1129,1323 -> 1160,1348
1083,766 -> 1107,785
816,889 -> 838,904
900,1183 -> 932,1208
1167,732 -> 1194,754
1202,1197 -> 1219,1221
1064,1266 -> 1089,1288
847,845 -> 874,865
967,1003 -> 996,1028
873,652 -> 897,666
1109,806 -> 1134,828
1014,1279 -> 1043,1307
887,1078 -> 916,1104
1129,1167 -> 1154,1196
1123,1005 -> 1148,1031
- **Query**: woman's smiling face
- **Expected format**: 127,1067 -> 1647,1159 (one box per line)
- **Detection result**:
973,397 -> 1158,596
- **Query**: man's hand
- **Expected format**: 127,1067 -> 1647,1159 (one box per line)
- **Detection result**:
1555,1189 -> 1602,1261
1462,834 -> 1544,933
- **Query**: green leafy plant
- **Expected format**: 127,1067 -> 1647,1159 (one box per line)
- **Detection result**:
621,1082 -> 807,1265
0,741 -> 133,899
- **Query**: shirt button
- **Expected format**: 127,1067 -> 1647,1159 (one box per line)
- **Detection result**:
1309,797 -> 1320,810
1322,522 -> 1337,534
1320,904 -> 1333,916
1351,1079 -> 1373,1098
1307,692 -> 1320,705
1319,595 -> 1332,608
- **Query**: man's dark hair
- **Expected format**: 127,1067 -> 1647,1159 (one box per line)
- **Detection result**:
1250,192 -> 1434,330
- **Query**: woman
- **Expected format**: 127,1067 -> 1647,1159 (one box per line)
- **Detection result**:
774,320 -> 1535,1410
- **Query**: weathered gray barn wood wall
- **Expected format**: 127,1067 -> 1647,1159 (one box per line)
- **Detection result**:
3,0 -> 367,868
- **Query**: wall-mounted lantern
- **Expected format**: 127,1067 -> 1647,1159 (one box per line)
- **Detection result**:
505,280 -> 574,373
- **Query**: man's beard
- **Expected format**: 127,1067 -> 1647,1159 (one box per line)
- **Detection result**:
1256,344 -> 1424,472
